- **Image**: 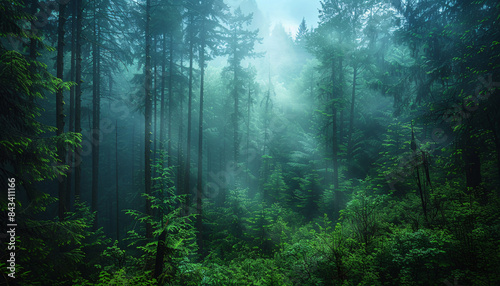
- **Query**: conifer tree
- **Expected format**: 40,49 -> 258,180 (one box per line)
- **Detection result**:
223,7 -> 261,168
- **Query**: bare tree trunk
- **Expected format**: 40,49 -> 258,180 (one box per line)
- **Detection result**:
131,123 -> 135,188
246,82 -> 251,187
233,68 -> 239,166
56,0 -> 68,221
116,121 -> 120,241
153,35 -> 157,177
91,3 -> 101,230
66,0 -> 77,211
29,0 -> 38,61
197,31 -> 206,255
331,58 -> 340,219
75,0 -> 83,200
168,34 -> 174,168
177,52 -> 185,198
144,0 -> 153,239
185,30 -> 194,216
160,34 -> 166,153
347,64 -> 357,174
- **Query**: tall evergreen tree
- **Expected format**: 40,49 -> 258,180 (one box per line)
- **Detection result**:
0,0 -> 79,189
223,7 -> 261,169
296,18 -> 308,46
183,0 -> 198,216
195,0 -> 227,254
144,0 -> 153,238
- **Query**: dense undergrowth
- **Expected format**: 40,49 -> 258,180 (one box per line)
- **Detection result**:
4,173 -> 499,285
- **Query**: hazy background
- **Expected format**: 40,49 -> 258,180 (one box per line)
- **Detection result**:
226,0 -> 321,38
255,0 -> 321,36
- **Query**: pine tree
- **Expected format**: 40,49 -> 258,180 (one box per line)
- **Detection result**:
223,7 -> 262,169
194,0 -> 228,255
144,0 -> 153,238
295,18 -> 308,46
0,0 -> 80,205
183,0 -> 198,216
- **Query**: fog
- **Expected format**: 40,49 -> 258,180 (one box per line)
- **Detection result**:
3,0 -> 499,284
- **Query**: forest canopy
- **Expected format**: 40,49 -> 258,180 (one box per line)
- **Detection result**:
1,0 -> 499,285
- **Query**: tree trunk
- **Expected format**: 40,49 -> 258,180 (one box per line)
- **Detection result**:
347,64 -> 357,174
185,30 -> 194,216
160,33 -> 166,153
246,81 -> 251,187
332,57 -> 340,218
332,58 -> 339,191
464,146 -> 481,189
177,52 -> 185,199
233,68 -> 239,166
116,121 -> 119,241
56,1 -> 67,221
197,34 -> 206,255
153,36 -> 157,177
66,0 -> 77,212
144,0 -> 153,239
91,4 -> 101,230
154,230 -> 167,282
74,0 -> 83,200
168,34 -> 174,168
29,0 -> 38,61
131,123 -> 135,188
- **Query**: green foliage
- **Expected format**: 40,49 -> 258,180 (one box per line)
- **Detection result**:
374,228 -> 452,285
202,257 -> 287,285
0,198 -> 107,285
74,268 -> 157,286
262,163 -> 288,203
291,173 -> 322,220
343,183 -> 387,250
0,50 -> 81,183
120,158 -> 198,284
1,0 -> 499,285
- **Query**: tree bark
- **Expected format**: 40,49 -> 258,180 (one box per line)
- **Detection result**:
464,146 -> 481,189
177,51 -> 185,198
233,67 -> 239,166
74,0 -> 83,200
184,26 -> 194,216
116,121 -> 119,241
91,3 -> 101,230
144,0 -> 153,239
196,28 -> 206,255
56,0 -> 67,221
168,34 -> 174,168
153,36 -> 157,177
246,81 -> 251,187
160,33 -> 166,153
154,230 -> 167,282
66,0 -> 77,211
347,64 -> 357,174
331,57 -> 340,219
29,0 -> 38,61
332,58 -> 339,191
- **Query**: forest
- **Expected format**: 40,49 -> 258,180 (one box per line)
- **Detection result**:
1,0 -> 500,285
